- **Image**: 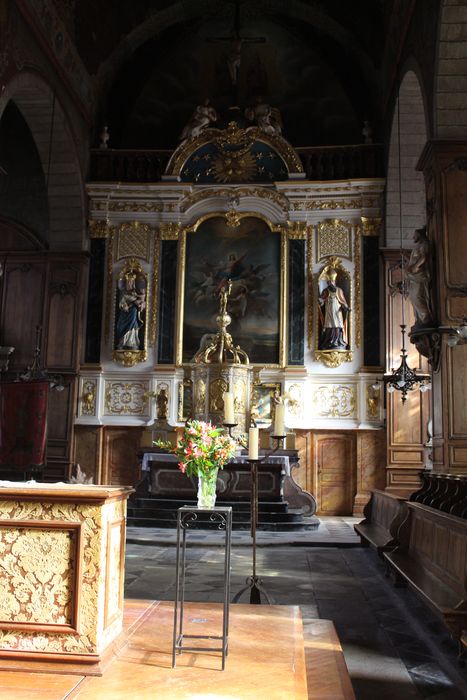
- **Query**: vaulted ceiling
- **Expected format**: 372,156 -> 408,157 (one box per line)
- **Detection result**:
67,0 -> 386,149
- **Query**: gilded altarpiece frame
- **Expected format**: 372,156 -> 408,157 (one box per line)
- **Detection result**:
175,213 -> 289,367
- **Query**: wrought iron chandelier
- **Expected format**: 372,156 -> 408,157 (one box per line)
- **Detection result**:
384,79 -> 430,402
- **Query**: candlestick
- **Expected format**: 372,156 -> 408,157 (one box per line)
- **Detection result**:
223,391 -> 234,424
248,427 -> 259,460
274,403 -> 285,437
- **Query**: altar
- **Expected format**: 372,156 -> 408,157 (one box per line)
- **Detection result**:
0,482 -> 133,675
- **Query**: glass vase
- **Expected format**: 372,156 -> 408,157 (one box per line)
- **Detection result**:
197,469 -> 218,509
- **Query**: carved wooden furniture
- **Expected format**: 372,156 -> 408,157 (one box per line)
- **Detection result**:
384,501 -> 467,654
0,483 -> 133,675
410,472 -> 467,516
354,489 -> 407,556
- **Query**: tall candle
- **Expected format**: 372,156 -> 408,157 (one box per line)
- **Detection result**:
248,427 -> 259,460
223,391 -> 234,424
274,403 -> 285,436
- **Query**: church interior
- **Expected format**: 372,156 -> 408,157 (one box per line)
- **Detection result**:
0,1 -> 466,698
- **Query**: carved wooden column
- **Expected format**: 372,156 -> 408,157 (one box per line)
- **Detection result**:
417,141 -> 467,476
382,249 -> 430,493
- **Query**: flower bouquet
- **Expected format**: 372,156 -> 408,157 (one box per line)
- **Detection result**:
154,419 -> 236,508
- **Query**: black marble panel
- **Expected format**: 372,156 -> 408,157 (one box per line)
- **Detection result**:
157,240 -> 177,364
288,239 -> 305,365
84,238 -> 105,363
363,236 -> 381,367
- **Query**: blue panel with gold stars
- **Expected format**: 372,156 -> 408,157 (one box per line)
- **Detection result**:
180,140 -> 288,183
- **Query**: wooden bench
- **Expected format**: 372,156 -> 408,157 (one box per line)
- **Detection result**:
384,502 -> 467,654
354,489 -> 407,556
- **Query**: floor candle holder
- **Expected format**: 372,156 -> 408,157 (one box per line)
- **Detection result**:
233,434 -> 286,605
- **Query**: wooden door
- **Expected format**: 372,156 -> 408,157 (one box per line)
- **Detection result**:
314,433 -> 355,515
102,427 -> 143,486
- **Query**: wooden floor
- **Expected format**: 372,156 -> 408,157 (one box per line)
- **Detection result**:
0,600 -> 355,700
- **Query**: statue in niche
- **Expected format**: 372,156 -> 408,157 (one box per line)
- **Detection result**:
156,387 -> 169,421
318,268 -> 350,351
406,226 -> 433,327
115,267 -> 146,351
179,99 -> 218,141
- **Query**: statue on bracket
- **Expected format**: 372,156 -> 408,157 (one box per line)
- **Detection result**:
316,257 -> 352,368
113,258 -> 148,367
406,226 -> 434,328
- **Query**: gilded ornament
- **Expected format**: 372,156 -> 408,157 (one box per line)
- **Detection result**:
88,219 -> 114,239
315,350 -> 353,368
150,231 -> 160,347
307,226 -> 314,349
313,385 -> 356,417
225,209 -> 241,228
0,499 -> 126,657
81,380 -> 97,416
354,226 -> 362,347
366,385 -> 380,418
360,216 -> 382,237
104,381 -> 148,414
212,150 -> 257,183
104,227 -> 115,341
160,222 -> 183,239
93,201 -> 163,213
317,220 -> 352,260
117,221 -> 151,261
209,377 -> 229,414
180,186 -> 289,213
194,379 -> 206,415
287,221 -> 309,239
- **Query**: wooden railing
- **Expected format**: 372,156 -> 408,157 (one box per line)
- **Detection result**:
89,143 -> 384,183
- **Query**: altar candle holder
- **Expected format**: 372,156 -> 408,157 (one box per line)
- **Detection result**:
233,434 -> 286,605
222,422 -> 238,438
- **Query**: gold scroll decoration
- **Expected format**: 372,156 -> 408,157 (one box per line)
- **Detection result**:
312,385 -> 356,418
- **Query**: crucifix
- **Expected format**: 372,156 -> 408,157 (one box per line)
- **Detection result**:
207,0 -> 266,104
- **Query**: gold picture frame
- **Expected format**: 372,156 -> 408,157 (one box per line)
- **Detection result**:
175,213 -> 288,367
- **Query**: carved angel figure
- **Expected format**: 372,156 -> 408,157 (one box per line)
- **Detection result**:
180,99 -> 218,141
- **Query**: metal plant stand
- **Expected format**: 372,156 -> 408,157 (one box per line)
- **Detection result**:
172,506 -> 232,670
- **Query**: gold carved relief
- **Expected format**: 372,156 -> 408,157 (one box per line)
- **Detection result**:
160,222 -> 184,240
360,217 -> 382,237
81,379 -> 97,416
233,378 -> 246,413
317,220 -> 352,261
292,198 -> 364,211
286,383 -> 303,418
104,381 -> 148,415
313,385 -> 356,417
209,377 -> 228,414
0,498 -> 125,656
0,526 -> 75,626
117,221 -> 151,262
194,379 -> 206,415
180,187 -> 289,213
307,226 -> 314,349
354,227 -> 361,348
366,385 -> 380,419
88,220 -> 115,239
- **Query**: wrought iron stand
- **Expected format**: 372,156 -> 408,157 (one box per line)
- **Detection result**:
172,506 -> 232,670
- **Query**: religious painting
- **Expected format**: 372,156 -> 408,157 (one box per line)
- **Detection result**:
179,215 -> 283,365
316,257 -> 352,368
250,382 -> 281,425
113,258 -> 148,367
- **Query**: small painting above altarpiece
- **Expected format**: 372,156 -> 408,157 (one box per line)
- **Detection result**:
178,215 -> 284,365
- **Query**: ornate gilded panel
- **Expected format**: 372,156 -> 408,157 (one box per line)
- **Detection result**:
104,381 -> 148,415
80,379 -> 97,416
317,220 -> 352,261
0,524 -> 77,627
312,385 -> 356,418
116,221 -> 151,262
209,377 -> 228,414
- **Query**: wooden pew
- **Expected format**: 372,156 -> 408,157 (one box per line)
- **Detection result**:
384,502 -> 467,654
354,489 -> 407,556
